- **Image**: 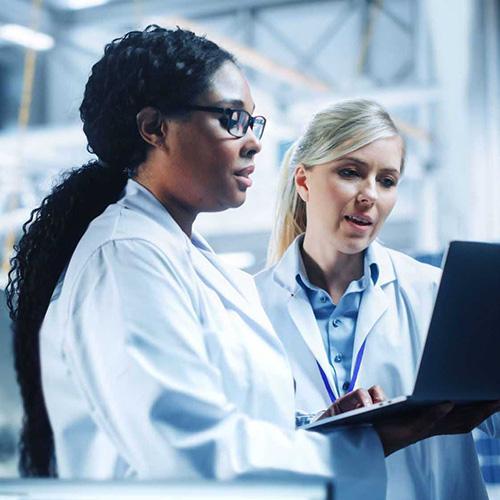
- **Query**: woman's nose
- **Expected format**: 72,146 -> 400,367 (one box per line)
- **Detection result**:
241,128 -> 262,158
357,179 -> 377,205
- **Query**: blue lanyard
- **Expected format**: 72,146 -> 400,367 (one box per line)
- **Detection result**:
316,337 -> 368,403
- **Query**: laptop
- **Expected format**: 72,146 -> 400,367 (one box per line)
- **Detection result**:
304,241 -> 500,432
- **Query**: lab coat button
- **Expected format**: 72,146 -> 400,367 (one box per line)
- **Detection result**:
342,381 -> 350,391
334,353 -> 343,363
332,319 -> 341,327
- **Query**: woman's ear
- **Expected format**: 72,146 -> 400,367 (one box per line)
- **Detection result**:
136,107 -> 167,149
294,164 -> 310,202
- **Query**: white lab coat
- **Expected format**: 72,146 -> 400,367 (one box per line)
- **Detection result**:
39,179 -> 386,498
255,236 -> 500,500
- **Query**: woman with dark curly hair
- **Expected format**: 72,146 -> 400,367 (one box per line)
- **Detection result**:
6,25 -> 450,494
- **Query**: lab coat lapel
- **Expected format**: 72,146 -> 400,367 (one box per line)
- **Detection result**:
120,181 -> 272,333
274,236 -> 338,399
351,242 -> 395,380
352,285 -> 388,369
287,288 -> 338,399
190,236 -> 271,332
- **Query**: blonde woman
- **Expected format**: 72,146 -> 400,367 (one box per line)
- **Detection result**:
255,99 -> 500,500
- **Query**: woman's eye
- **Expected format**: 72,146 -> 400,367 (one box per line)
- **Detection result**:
338,168 -> 359,178
219,116 -> 229,128
379,177 -> 397,188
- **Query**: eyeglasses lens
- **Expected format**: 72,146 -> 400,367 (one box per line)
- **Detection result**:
227,110 -> 265,140
228,110 -> 248,138
252,117 -> 265,140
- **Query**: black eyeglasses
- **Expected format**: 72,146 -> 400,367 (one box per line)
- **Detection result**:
181,105 -> 266,140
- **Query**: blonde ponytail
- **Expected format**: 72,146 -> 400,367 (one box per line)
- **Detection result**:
266,142 -> 307,266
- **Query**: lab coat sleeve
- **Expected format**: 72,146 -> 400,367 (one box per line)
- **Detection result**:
63,239 -> 386,496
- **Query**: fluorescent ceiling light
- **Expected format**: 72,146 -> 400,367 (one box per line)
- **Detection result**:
66,0 -> 108,9
0,24 -> 54,51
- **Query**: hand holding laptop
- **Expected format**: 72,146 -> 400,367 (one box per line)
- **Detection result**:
319,387 -> 500,457
305,241 -> 500,439
315,386 -> 457,457
375,399 -> 500,456
374,401 -> 454,456
428,400 -> 500,437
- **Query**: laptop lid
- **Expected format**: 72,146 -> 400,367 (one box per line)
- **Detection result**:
412,241 -> 500,401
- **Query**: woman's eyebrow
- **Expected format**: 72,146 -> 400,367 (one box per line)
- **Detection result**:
340,157 -> 400,173
379,167 -> 401,175
339,156 -> 368,167
215,99 -> 255,112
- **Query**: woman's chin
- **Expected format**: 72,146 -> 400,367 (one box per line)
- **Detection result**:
228,189 -> 248,208
205,192 -> 247,212
337,236 -> 373,255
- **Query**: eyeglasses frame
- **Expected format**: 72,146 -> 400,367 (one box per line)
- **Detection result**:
178,105 -> 266,140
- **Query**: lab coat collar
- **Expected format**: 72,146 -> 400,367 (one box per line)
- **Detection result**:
272,235 -> 396,293
272,236 -> 397,397
297,245 -> 378,299
119,180 -> 272,334
350,242 -> 397,381
119,179 -> 233,260
191,240 -> 274,334
368,240 -> 396,287
272,234 -> 308,296
287,285 -> 337,398
119,178 -> 192,249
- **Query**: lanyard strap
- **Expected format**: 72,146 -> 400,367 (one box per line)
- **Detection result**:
316,361 -> 336,403
316,337 -> 368,403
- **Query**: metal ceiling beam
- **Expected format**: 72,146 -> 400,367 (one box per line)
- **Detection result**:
378,2 -> 412,33
295,0 -> 356,70
159,15 -> 330,92
253,2 -> 358,89
55,0 -> 338,28
291,84 -> 440,142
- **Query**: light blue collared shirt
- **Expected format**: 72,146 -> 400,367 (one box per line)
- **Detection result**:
296,241 -> 379,397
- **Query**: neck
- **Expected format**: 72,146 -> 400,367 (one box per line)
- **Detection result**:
133,170 -> 197,237
156,191 -> 197,237
301,231 -> 364,303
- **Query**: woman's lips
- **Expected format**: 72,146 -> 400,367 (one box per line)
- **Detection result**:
235,175 -> 253,188
344,214 -> 373,232
234,165 -> 255,189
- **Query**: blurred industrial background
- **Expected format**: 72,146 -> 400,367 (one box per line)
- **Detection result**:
0,0 -> 499,492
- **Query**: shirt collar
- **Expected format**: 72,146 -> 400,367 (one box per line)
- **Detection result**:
272,234 -> 395,294
294,236 -> 379,294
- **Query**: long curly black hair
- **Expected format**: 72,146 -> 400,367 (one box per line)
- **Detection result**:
5,25 -> 235,477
